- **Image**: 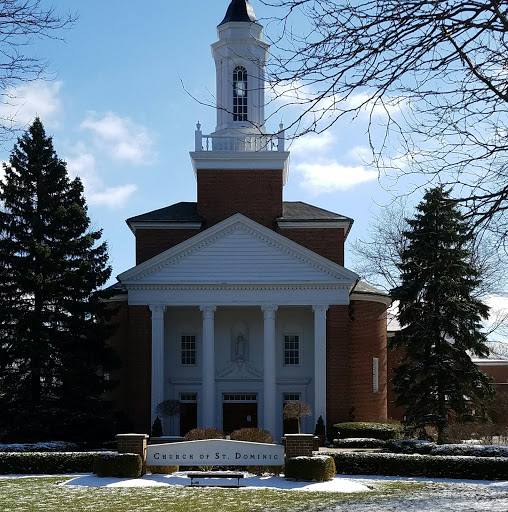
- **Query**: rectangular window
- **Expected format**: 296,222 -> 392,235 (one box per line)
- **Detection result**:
180,393 -> 197,402
373,357 -> 379,393
223,393 -> 257,402
284,335 -> 300,365
283,393 -> 301,402
181,335 -> 196,366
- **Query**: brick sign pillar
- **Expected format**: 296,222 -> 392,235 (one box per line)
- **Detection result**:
116,433 -> 149,474
284,434 -> 314,458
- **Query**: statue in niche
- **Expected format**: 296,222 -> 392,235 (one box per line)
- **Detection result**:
235,335 -> 246,361
231,323 -> 249,365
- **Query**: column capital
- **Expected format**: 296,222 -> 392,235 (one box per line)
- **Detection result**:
200,305 -> 217,318
312,304 -> 329,316
261,304 -> 278,318
149,304 -> 166,318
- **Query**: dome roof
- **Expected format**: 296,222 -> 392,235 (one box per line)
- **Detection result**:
219,0 -> 257,25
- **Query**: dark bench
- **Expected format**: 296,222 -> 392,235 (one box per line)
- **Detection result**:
187,471 -> 245,488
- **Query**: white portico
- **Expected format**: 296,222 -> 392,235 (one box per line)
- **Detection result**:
118,214 -> 358,440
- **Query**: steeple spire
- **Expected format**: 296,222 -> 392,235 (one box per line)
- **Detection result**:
219,0 -> 257,26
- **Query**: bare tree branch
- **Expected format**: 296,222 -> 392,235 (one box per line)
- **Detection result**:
260,0 -> 508,245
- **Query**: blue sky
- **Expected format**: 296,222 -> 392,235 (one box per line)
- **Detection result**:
0,0 -> 396,279
0,0 -> 506,334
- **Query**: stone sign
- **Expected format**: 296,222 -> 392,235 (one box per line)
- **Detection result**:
146,439 -> 284,466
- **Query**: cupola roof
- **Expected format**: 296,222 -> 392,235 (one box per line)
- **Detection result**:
219,0 -> 257,25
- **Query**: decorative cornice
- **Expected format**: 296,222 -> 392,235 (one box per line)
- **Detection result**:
169,378 -> 202,385
129,221 -> 202,232
277,221 -> 351,230
350,292 -> 391,307
276,378 -> 312,385
124,283 -> 350,292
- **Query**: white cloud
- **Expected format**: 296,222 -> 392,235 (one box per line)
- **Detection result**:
294,161 -> 378,195
0,80 -> 62,127
65,151 -> 137,210
90,184 -> 138,209
81,112 -> 155,165
289,131 -> 335,155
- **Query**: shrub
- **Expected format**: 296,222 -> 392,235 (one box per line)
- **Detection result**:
146,465 -> 179,474
332,438 -> 386,449
151,416 -> 163,437
184,428 -> 224,441
431,444 -> 508,458
284,455 -> 336,482
93,453 -> 142,478
230,428 -> 274,444
331,422 -> 403,441
0,441 -> 81,452
230,428 -> 280,475
314,416 -> 326,436
385,440 -> 436,454
0,452 -> 96,474
327,451 -> 508,480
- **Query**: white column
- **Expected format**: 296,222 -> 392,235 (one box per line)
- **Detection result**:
313,305 -> 329,428
149,304 -> 166,425
200,305 -> 216,428
262,305 -> 278,437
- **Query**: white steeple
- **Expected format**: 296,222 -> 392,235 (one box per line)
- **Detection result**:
211,0 -> 269,135
190,0 -> 289,184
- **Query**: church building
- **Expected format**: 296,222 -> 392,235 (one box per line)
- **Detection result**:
108,0 -> 390,441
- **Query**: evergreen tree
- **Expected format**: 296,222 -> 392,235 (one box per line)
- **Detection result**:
0,118 -> 115,442
390,186 -> 494,443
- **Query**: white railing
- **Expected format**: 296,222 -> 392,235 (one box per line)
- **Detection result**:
194,122 -> 286,152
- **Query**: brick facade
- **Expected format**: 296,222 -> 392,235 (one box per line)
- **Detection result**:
326,305 -> 351,424
326,302 -> 388,426
135,228 -> 201,265
108,303 -> 152,434
278,227 -> 345,265
197,168 -> 283,228
347,300 -> 387,421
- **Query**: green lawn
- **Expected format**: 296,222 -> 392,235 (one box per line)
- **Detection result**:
0,477 -> 426,512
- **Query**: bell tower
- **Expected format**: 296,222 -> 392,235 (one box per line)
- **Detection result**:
190,0 -> 290,229
212,0 -> 268,135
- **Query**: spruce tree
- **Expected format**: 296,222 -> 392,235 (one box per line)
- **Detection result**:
390,186 -> 494,443
0,118 -> 115,442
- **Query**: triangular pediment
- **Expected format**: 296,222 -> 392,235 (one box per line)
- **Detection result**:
119,214 -> 358,286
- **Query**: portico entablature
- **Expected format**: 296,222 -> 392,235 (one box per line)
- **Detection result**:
118,213 -> 358,307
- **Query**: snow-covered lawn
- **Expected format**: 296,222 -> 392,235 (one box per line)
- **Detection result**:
1,473 -> 508,511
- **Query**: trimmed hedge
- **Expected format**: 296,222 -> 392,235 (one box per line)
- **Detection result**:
332,438 -> 386,449
146,465 -> 179,474
326,451 -> 508,480
331,422 -> 403,441
230,428 -> 274,444
385,440 -> 436,454
430,444 -> 508,458
93,453 -> 142,478
0,452 -> 96,474
285,455 -> 336,482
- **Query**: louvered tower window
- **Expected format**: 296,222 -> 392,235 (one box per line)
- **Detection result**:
233,66 -> 248,121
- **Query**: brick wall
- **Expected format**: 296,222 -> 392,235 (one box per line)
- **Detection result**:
326,305 -> 351,424
197,169 -> 283,228
347,300 -> 387,422
278,228 -> 345,266
135,228 -> 201,265
108,303 -> 152,434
